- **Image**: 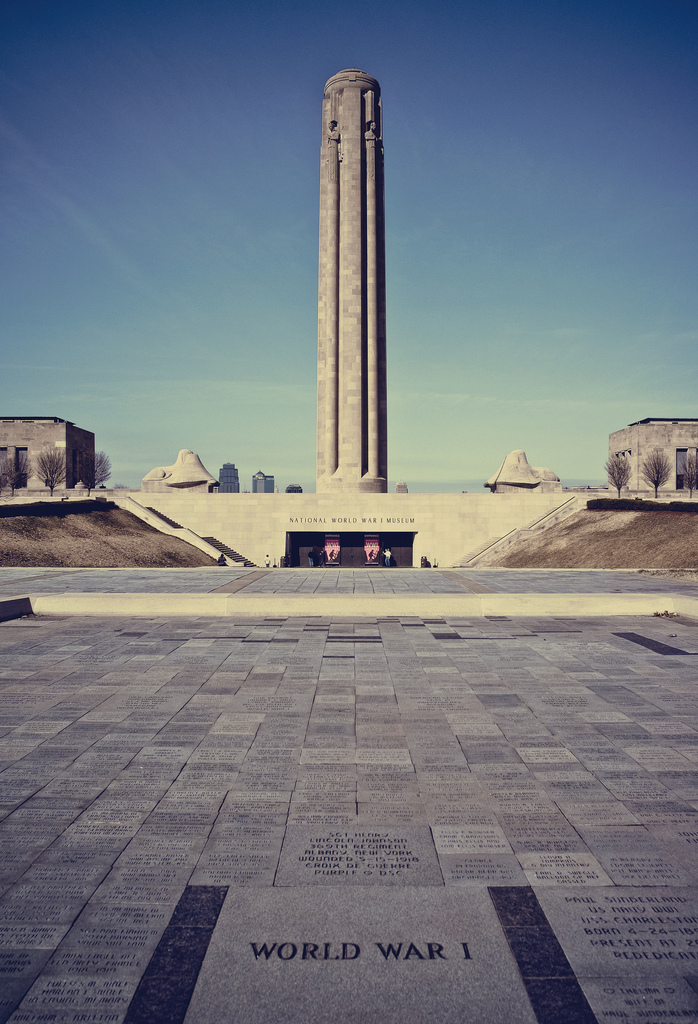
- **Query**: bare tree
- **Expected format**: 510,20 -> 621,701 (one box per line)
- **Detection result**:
641,449 -> 671,498
0,453 -> 10,497
4,451 -> 30,497
684,450 -> 698,499
605,454 -> 631,498
79,451 -> 112,494
35,446 -> 66,496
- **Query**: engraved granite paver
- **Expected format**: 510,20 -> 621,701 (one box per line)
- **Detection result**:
536,886 -> 698,977
183,887 -> 537,1024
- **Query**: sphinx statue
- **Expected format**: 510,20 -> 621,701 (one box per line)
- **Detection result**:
142,449 -> 218,493
485,449 -> 561,494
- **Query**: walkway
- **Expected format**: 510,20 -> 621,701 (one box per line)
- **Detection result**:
0,566 -> 695,594
0,569 -> 696,1022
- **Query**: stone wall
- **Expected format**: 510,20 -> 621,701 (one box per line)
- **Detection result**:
125,491 -> 578,568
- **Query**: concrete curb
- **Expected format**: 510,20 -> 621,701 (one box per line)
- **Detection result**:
0,596 -> 34,621
3,591 -> 696,620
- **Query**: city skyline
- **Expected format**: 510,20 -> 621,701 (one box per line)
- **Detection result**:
2,0 -> 696,492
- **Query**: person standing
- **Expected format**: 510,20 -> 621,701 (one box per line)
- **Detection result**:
383,547 -> 392,567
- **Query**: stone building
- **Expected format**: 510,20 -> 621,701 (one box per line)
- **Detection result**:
609,418 -> 698,494
0,416 -> 94,490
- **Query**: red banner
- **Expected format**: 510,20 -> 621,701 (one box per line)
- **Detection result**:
324,535 -> 340,565
364,535 -> 380,565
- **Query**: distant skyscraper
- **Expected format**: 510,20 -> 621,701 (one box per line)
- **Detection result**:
394,481 -> 408,493
285,484 -> 303,493
252,470 -> 274,493
316,69 -> 387,494
218,463 -> 240,493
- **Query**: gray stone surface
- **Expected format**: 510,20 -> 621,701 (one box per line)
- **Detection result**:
275,826 -> 443,885
580,976 -> 698,1024
2,565 -> 698,595
184,888 -> 537,1024
0,571 -> 697,1021
537,887 -> 698,977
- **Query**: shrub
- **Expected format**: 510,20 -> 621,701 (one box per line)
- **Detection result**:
587,498 -> 698,513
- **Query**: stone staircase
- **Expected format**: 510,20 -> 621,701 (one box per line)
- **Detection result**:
146,507 -> 183,529
451,534 -> 513,568
142,506 -> 256,567
202,536 -> 257,567
452,495 -> 582,567
451,532 -> 517,568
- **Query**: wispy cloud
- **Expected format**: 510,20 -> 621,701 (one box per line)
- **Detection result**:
389,389 -> 589,409
49,377 -> 316,406
0,113 -> 158,300
4,364 -> 59,372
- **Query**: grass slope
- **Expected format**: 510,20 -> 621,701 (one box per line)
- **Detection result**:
0,506 -> 215,568
482,509 -> 698,569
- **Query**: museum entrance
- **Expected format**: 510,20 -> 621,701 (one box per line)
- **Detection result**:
287,531 -> 415,568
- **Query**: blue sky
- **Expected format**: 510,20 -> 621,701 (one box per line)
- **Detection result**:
2,0 -> 696,491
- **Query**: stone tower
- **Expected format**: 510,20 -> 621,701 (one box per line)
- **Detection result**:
316,69 -> 387,493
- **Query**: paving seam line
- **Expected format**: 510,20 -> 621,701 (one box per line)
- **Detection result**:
123,884 -> 228,1024
488,886 -> 598,1024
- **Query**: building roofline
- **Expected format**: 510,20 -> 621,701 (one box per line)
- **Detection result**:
0,416 -> 71,424
627,417 -> 698,426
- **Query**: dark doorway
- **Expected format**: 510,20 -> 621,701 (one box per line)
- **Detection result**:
287,532 -> 415,567
289,532 -> 326,569
378,532 -> 414,568
335,532 -> 366,567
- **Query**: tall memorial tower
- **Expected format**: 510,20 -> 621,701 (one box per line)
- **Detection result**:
316,69 -> 387,493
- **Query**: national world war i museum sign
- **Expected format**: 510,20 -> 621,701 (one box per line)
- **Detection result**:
316,70 -> 388,494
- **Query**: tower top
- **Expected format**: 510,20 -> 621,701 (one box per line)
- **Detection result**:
324,69 -> 380,94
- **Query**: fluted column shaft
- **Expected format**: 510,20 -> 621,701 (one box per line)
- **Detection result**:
316,69 -> 387,494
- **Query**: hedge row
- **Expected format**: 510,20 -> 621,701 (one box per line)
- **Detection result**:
587,498 -> 698,513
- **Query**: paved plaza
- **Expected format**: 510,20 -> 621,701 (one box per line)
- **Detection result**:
0,569 -> 697,1022
0,566 -> 696,595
